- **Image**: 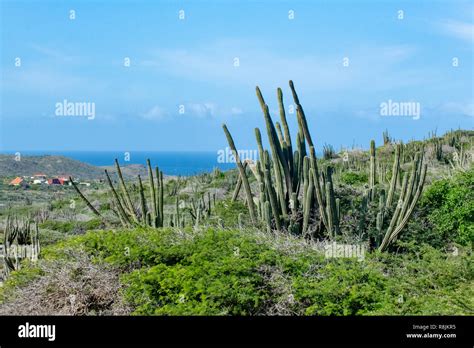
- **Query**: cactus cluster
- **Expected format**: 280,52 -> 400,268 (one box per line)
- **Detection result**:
180,191 -> 215,227
2,215 -> 40,278
434,138 -> 443,161
72,159 -> 164,228
361,142 -> 428,251
223,81 -> 340,237
382,129 -> 392,145
223,81 -> 428,251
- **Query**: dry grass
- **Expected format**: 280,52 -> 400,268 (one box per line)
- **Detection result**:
0,251 -> 131,315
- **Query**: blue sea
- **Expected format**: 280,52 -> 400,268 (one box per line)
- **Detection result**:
3,151 -> 237,176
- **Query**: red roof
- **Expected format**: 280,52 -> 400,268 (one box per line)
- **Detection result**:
48,178 -> 62,185
9,177 -> 23,185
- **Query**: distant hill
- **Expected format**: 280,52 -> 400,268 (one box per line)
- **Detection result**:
0,154 -> 146,180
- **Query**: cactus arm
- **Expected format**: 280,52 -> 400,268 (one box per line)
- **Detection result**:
303,168 -> 315,234
231,162 -> 248,201
386,144 -> 400,207
146,159 -> 157,227
222,124 -> 257,223
138,175 -> 148,224
114,159 -> 139,223
69,176 -> 103,218
105,169 -> 131,227
264,167 -> 282,232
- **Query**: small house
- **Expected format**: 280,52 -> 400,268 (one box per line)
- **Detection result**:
9,177 -> 24,186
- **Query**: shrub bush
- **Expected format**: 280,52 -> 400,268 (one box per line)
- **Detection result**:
419,168 -> 473,246
340,172 -> 368,185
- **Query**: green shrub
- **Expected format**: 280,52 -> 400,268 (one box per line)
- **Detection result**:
39,220 -> 75,233
419,168 -> 474,246
213,200 -> 248,227
39,218 -> 104,234
293,258 -> 387,315
372,244 -> 473,315
122,230 -> 274,315
340,172 -> 368,185
0,264 -> 43,304
35,227 -> 474,316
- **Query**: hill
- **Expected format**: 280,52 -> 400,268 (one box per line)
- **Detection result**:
0,154 -> 146,180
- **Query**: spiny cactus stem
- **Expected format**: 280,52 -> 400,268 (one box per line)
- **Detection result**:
309,148 -> 329,231
369,140 -> 376,192
232,161 -> 248,202
303,168 -> 315,234
222,124 -> 257,223
386,144 -> 400,207
264,168 -> 282,232
147,159 -> 157,227
387,163 -> 427,245
69,176 -> 102,218
105,169 -> 131,227
155,167 -> 162,227
114,159 -> 139,223
138,175 -> 148,224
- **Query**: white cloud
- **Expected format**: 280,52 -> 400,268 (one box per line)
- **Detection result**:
440,20 -> 474,42
230,107 -> 243,115
140,40 -> 419,93
186,102 -> 217,118
29,44 -> 82,63
142,105 -> 167,120
441,102 -> 474,117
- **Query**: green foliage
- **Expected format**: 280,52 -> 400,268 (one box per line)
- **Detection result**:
46,227 -> 473,316
39,218 -> 104,234
293,258 -> 387,315
50,228 -> 195,268
340,172 -> 368,186
213,199 -> 249,227
372,244 -> 473,315
420,168 -> 474,246
0,263 -> 43,303
122,230 -> 274,315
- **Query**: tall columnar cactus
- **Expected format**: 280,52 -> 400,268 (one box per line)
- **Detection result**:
222,81 -> 427,250
72,159 -> 165,228
2,216 -> 40,278
378,153 -> 427,251
302,168 -> 314,234
231,161 -> 248,202
222,124 -> 257,223
383,129 -> 392,145
138,175 -> 147,224
369,140 -> 376,198
70,177 -> 103,218
324,166 -> 340,236
386,144 -> 401,208
147,159 -> 158,227
115,159 -> 139,224
222,81 -> 335,236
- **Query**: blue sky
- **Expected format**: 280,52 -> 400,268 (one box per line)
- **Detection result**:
0,0 -> 472,152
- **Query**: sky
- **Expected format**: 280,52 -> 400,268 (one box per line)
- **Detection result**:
0,0 -> 473,153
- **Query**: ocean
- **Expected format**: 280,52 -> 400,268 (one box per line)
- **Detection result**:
3,151 -> 238,176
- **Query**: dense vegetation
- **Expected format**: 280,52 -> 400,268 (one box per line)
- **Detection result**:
1,225 -> 471,315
